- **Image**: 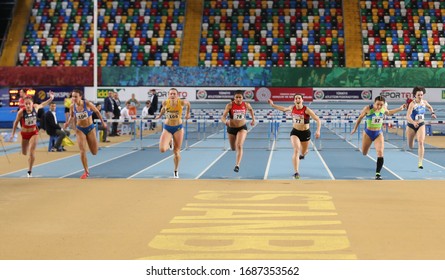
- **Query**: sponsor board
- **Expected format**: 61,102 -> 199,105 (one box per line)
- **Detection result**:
84,87 -> 443,104
195,89 -> 255,101
0,87 -> 10,106
7,87 -> 75,105
85,87 -> 194,102
313,89 -> 372,101
424,88 -> 445,102
373,88 -> 413,102
257,87 -> 313,102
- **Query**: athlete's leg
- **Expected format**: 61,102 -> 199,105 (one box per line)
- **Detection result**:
361,132 -> 373,156
159,129 -> 173,153
76,130 -> 89,175
373,133 -> 385,179
234,129 -> 247,167
291,135 -> 302,175
300,141 -> 310,158
406,126 -> 416,149
228,133 -> 236,151
27,135 -> 38,173
21,139 -> 29,156
172,128 -> 184,173
85,128 -> 99,155
416,125 -> 426,168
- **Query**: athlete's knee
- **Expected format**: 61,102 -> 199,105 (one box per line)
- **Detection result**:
362,148 -> 369,156
159,147 -> 168,153
173,150 -> 181,158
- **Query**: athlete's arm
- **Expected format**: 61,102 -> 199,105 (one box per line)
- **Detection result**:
306,108 -> 321,139
424,101 -> 437,119
247,102 -> 255,126
11,109 -> 23,139
268,99 -> 291,112
88,101 -> 107,129
221,103 -> 232,125
386,103 -> 405,116
36,91 -> 55,109
63,105 -> 74,129
351,106 -> 369,135
155,101 -> 166,119
406,101 -> 417,126
183,100 -> 191,120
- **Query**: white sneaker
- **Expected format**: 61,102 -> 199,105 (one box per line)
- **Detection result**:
169,139 -> 174,150
27,171 -> 32,178
173,171 -> 179,179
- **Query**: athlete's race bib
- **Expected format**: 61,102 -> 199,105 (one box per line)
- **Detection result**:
292,115 -> 304,124
371,116 -> 383,124
233,113 -> 245,120
415,114 -> 424,121
24,116 -> 37,126
76,111 -> 88,120
166,112 -> 179,119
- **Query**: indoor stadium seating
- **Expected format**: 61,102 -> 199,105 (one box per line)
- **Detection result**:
198,0 -> 345,67
360,0 -> 445,68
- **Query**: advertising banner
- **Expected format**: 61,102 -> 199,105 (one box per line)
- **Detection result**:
195,88 -> 255,101
372,88 -> 413,103
0,87 -> 9,107
313,89 -> 372,102
0,67 -> 94,86
255,87 -> 313,102
101,67 -> 270,87
85,87 -> 197,103
5,87 -> 77,105
272,67 -> 445,87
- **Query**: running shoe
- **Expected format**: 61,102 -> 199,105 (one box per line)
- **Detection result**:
299,155 -> 305,160
80,172 -> 89,179
418,162 -> 423,169
27,171 -> 32,178
234,165 -> 239,172
169,139 -> 174,150
293,172 -> 300,179
375,173 -> 382,180
173,171 -> 179,179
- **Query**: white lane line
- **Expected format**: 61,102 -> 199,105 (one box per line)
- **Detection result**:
352,138 -> 404,180
128,131 -> 222,179
196,125 -> 258,179
195,150 -> 229,179
61,148 -> 142,178
311,140 -> 335,180
263,140 -> 276,180
365,154 -> 404,180
404,149 -> 445,170
330,126 -> 404,180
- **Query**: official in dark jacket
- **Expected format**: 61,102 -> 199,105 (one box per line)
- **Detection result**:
44,102 -> 70,151
148,89 -> 158,129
